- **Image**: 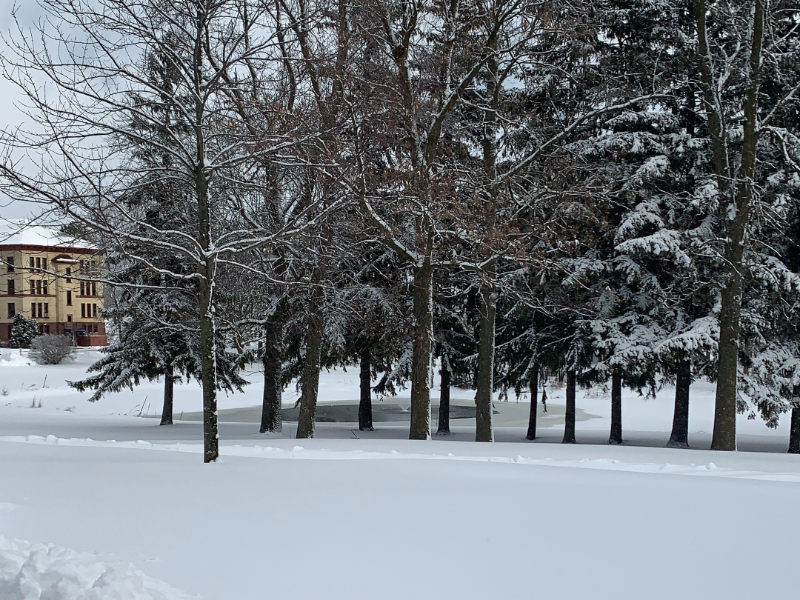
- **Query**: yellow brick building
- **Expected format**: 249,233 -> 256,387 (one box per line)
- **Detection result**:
0,226 -> 107,346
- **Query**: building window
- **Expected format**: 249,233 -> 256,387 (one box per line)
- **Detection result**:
81,303 -> 85,318
37,303 -> 43,319
66,291 -> 72,306
35,257 -> 41,270
65,267 -> 71,282
6,257 -> 13,273
29,281 -> 35,295
35,280 -> 42,295
92,303 -> 97,318
43,281 -> 48,295
43,324 -> 50,334
7,303 -> 14,318
7,279 -> 14,296
42,258 -> 47,271
67,315 -> 72,323
91,282 -> 97,296
43,303 -> 49,318
80,281 -> 85,295
29,257 -> 34,270
31,305 -> 35,318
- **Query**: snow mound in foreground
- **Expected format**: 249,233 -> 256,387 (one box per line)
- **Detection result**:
0,535 -> 195,600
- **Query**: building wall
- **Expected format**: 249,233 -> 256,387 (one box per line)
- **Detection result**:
0,245 -> 106,345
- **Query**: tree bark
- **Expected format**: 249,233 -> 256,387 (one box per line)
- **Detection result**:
359,347 -> 373,431
409,260 -> 433,440
693,0 -> 765,452
789,405 -> 800,454
160,364 -> 174,426
473,31 -> 500,443
526,363 -> 539,440
562,370 -> 576,444
475,288 -> 496,442
199,276 -> 219,462
609,369 -> 622,444
668,360 -> 691,448
437,358 -> 451,435
296,276 -> 325,439
193,7 -> 218,463
260,309 -> 283,434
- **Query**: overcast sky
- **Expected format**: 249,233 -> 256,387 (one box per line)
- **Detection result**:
0,1 -> 50,224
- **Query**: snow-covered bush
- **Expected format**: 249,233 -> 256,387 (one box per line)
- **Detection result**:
10,314 -> 39,349
29,335 -> 75,365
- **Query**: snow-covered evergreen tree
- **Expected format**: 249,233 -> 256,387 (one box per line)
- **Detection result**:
10,314 -> 39,349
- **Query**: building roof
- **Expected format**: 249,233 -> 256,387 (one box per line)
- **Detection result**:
0,223 -> 97,252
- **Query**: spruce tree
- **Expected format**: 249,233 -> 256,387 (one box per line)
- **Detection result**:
10,314 -> 39,349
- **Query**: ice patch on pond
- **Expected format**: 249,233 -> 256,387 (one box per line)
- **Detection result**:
0,535 -> 195,600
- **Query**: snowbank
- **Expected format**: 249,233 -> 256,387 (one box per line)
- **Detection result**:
0,350 -> 33,368
0,535 -> 194,600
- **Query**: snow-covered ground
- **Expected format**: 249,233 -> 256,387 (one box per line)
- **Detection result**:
2,347 -> 799,599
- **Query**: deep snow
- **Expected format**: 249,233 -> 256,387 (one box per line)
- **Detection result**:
1,347 -> 799,599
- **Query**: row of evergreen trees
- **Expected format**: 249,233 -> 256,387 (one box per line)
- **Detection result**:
1,0 -> 798,459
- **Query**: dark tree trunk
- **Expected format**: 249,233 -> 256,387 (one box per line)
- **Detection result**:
160,365 -> 174,426
562,370 -> 576,444
609,369 -> 622,444
437,359 -> 451,435
668,360 -> 691,448
260,309 -> 283,434
712,273 -> 743,451
296,273 -> 325,439
789,406 -> 800,454
475,43 -> 499,443
694,0 -> 765,452
409,260 -> 433,440
359,347 -> 373,431
194,58 -> 218,462
475,288 -> 496,442
526,363 -> 539,440
199,279 -> 219,462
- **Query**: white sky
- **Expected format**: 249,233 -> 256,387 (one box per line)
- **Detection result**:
0,1 -> 50,223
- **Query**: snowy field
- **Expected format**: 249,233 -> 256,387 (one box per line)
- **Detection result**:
2,348 -> 799,599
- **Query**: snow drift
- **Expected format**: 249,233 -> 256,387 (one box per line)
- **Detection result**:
0,535 -> 194,600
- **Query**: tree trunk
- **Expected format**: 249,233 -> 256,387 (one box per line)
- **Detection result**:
196,191 -> 218,461
409,260 -> 433,440
296,277 -> 325,439
359,347 -> 373,431
694,0 -> 765,452
526,363 -> 539,440
712,275 -> 742,451
609,369 -> 622,444
437,358 -> 451,435
199,277 -> 219,463
668,360 -> 691,448
160,364 -> 174,426
475,288 -> 496,442
789,405 -> 800,454
562,370 -> 576,444
193,29 -> 218,462
260,309 -> 283,434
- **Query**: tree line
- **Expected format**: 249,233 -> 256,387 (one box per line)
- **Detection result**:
1,0 -> 799,461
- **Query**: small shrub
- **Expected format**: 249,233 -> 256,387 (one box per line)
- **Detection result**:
10,314 -> 39,349
30,335 -> 75,365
